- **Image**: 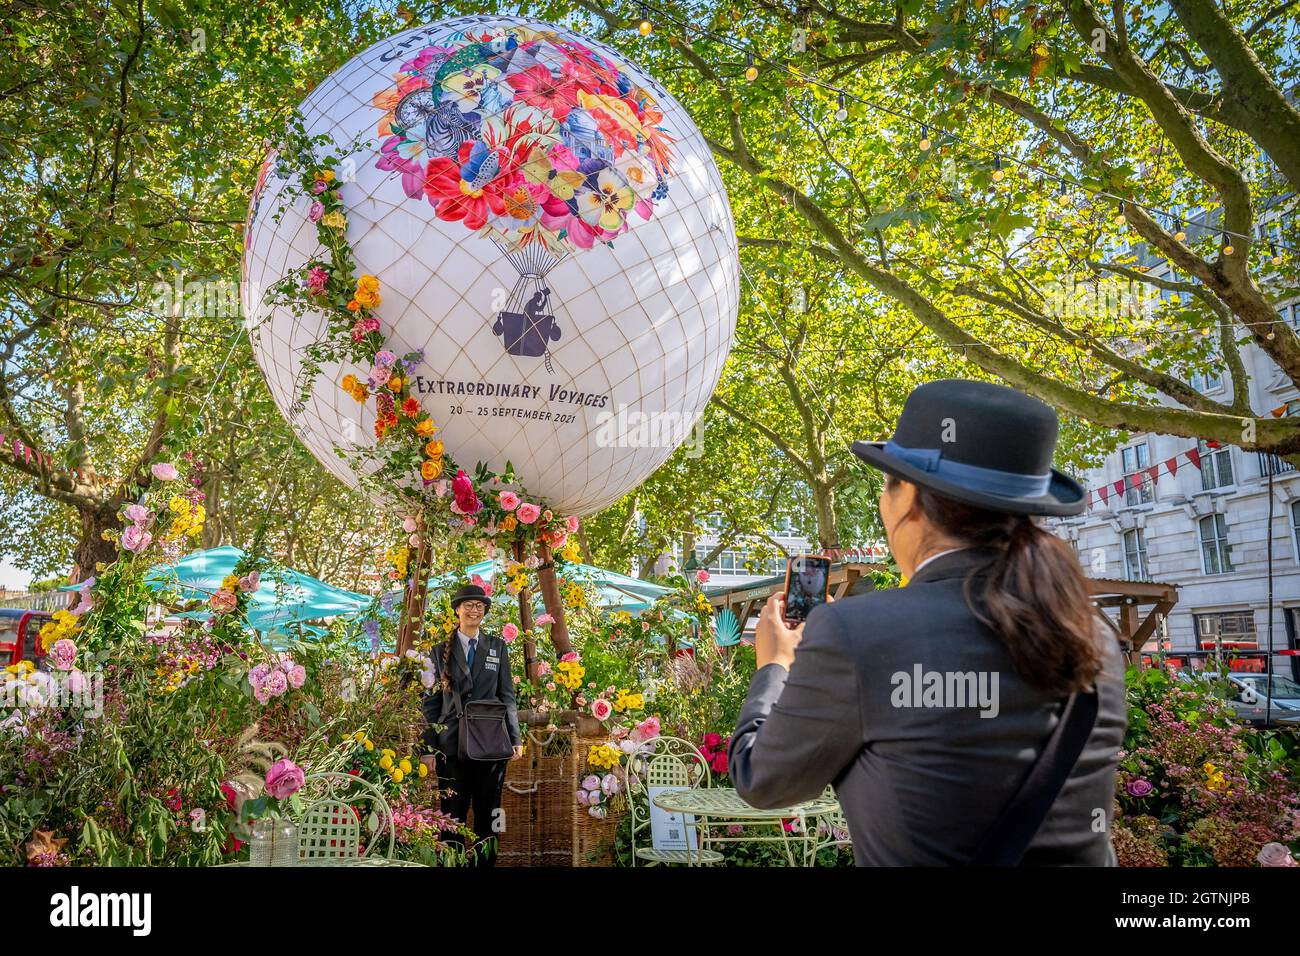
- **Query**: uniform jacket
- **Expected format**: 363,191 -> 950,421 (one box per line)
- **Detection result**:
421,631 -> 522,758
727,548 -> 1127,866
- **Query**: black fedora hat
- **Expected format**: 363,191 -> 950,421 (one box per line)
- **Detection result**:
851,379 -> 1085,517
449,583 -> 492,611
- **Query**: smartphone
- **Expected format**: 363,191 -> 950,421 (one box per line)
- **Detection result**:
783,554 -> 831,624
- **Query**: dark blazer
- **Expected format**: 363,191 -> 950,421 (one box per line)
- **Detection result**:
421,631 -> 522,758
728,548 -> 1127,866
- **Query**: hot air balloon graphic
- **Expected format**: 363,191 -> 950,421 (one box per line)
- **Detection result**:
373,24 -> 676,367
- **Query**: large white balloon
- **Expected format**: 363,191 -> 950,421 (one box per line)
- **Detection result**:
241,15 -> 738,515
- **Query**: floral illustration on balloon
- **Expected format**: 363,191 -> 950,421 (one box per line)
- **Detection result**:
372,24 -> 676,362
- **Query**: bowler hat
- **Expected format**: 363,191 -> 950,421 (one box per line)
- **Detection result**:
851,379 -> 1085,516
449,583 -> 492,611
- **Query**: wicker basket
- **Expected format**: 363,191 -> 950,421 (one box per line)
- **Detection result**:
499,725 -> 576,867
572,729 -> 628,866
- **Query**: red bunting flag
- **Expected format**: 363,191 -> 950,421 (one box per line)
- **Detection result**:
1113,479 -> 1125,497
1145,465 -> 1160,485
1166,456 -> 1179,478
1098,485 -> 1110,505
1186,448 -> 1202,470
1205,440 -> 1221,450
1086,491 -> 1093,509
1127,473 -> 1143,490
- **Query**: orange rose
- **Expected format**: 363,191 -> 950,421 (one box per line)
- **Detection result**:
415,419 -> 436,437
388,375 -> 403,391
500,514 -> 517,532
347,300 -> 361,312
421,459 -> 443,480
424,440 -> 444,458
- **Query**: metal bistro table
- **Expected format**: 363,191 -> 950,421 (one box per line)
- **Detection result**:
217,857 -> 425,867
650,788 -> 841,866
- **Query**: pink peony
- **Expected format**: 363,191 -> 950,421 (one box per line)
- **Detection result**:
151,462 -> 179,481
49,639 -> 77,670
287,665 -> 306,689
265,759 -> 305,800
121,525 -> 153,554
498,491 -> 520,511
601,773 -> 621,795
124,504 -> 154,527
536,613 -> 554,626
566,515 -> 580,533
308,200 -> 324,222
502,623 -> 519,643
591,699 -> 613,721
238,571 -> 260,593
696,569 -> 710,583
262,669 -> 288,698
516,502 -> 541,525
559,652 -> 579,663
402,516 -> 418,533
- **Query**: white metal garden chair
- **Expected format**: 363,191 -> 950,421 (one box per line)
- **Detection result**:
625,735 -> 725,866
813,785 -> 852,856
296,772 -> 395,861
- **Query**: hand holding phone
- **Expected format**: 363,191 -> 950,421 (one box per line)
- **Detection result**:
783,554 -> 831,624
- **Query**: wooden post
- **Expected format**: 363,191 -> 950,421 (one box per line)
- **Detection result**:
513,539 -> 539,684
396,510 -> 432,657
534,540 -> 573,657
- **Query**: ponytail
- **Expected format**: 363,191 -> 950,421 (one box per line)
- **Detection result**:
905,480 -> 1104,696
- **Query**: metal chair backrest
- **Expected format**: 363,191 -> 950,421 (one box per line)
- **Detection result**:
296,772 -> 394,860
624,735 -> 711,864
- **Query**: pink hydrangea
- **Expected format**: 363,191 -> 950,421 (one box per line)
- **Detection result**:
498,491 -> 520,511
516,502 -> 541,525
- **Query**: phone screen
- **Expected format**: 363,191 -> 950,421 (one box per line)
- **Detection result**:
784,555 -> 831,623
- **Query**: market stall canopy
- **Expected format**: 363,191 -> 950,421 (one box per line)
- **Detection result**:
418,560 -> 674,615
62,546 -> 373,633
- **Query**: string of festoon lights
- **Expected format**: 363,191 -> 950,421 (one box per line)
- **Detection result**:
623,0 -> 1299,258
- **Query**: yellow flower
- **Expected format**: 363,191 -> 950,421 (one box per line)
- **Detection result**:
321,210 -> 346,230
364,740 -> 374,752
342,374 -> 359,392
382,748 -> 395,757
500,514 -> 517,532
399,758 -> 412,774
391,768 -> 404,783
418,763 -> 429,778
415,419 -> 436,437
379,755 -> 393,770
353,730 -> 366,742
421,459 -> 443,481
222,575 -> 240,591
319,169 -> 335,182
387,375 -> 402,391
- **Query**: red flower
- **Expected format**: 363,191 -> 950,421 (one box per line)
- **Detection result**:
401,397 -> 420,417
219,782 -> 237,811
423,153 -> 512,231
710,752 -> 728,775
165,788 -> 182,812
506,64 -> 578,119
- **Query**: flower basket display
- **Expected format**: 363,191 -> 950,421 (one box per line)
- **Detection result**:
572,727 -> 628,866
499,725 -> 577,867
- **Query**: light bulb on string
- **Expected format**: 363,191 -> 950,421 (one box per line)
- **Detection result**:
919,125 -> 931,151
1266,324 -> 1276,340
1056,185 -> 1072,208
1221,232 -> 1234,256
1270,243 -> 1283,266
834,92 -> 848,122
1173,224 -> 1186,242
744,53 -> 758,83
1115,200 -> 1126,227
638,18 -> 653,35
991,155 -> 1004,182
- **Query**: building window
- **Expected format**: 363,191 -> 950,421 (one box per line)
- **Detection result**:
1199,514 -> 1233,574
1122,529 -> 1149,581
1195,611 -> 1257,644
1198,439 -> 1235,490
1121,443 -> 1154,505
1292,500 -> 1300,562
1190,369 -> 1223,393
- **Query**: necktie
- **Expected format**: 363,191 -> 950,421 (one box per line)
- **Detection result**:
467,637 -> 478,670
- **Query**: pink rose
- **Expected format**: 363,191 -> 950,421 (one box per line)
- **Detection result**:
696,569 -> 710,583
287,665 -> 306,689
209,590 -> 237,614
601,773 -> 621,795
575,789 -> 589,805
306,266 -> 329,294
368,364 -> 391,388
582,774 -> 601,791
49,639 -> 77,670
265,759 -> 305,800
591,699 -> 613,721
1259,843 -> 1299,867
546,682 -> 556,692
121,524 -> 153,554
516,502 -> 541,525
402,516 -> 418,533
536,613 -> 554,626
308,200 -> 324,222
125,504 -> 154,527
238,571 -> 260,593
498,491 -> 520,511
66,669 -> 87,695
471,573 -> 493,597
703,732 -> 722,749
502,623 -> 518,643
633,716 -> 661,742
536,661 -> 551,676
549,531 -> 568,551
566,515 -> 580,533
151,462 -> 179,481
559,652 -> 579,663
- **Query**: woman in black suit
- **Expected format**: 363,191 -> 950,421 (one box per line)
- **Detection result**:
729,380 -> 1127,865
419,584 -> 523,865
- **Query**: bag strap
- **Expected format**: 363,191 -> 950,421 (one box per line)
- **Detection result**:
443,636 -> 465,719
967,689 -> 1099,866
